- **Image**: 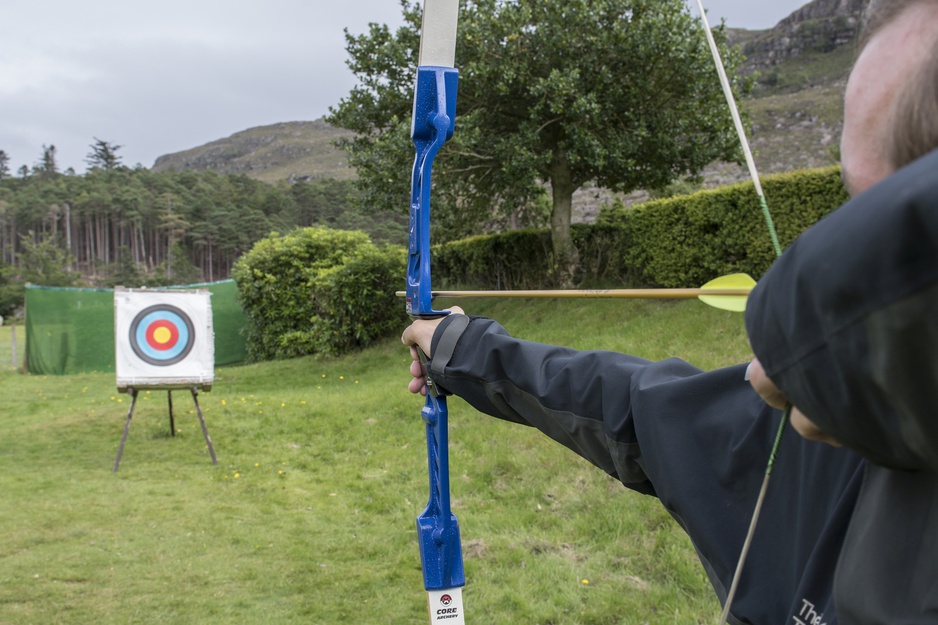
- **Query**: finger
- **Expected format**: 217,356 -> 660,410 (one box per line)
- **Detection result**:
408,376 -> 428,396
747,358 -> 789,409
401,325 -> 412,346
402,321 -> 433,355
790,407 -> 841,447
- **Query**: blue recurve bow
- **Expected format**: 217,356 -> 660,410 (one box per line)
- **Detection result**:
406,0 -> 466,623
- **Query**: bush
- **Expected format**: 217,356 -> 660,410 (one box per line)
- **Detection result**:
232,227 -> 407,361
232,169 -> 848,357
434,230 -> 552,290
308,246 -> 408,356
432,224 -> 633,290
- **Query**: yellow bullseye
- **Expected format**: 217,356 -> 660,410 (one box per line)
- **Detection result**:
152,326 -> 173,345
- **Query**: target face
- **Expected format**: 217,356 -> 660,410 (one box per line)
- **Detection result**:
129,304 -> 195,366
114,288 -> 214,390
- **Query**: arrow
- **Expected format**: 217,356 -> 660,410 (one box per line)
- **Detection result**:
396,273 -> 756,312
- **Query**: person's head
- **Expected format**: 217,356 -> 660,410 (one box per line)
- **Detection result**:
840,0 -> 938,196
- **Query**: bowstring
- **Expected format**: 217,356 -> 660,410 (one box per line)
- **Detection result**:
690,2 -> 789,623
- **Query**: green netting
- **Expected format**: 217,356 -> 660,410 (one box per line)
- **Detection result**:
25,280 -> 249,375
202,280 -> 249,367
26,286 -> 114,375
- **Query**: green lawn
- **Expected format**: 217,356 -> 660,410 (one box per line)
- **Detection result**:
0,298 -> 751,624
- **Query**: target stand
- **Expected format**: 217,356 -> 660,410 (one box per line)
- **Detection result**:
113,288 -> 218,471
113,385 -> 217,471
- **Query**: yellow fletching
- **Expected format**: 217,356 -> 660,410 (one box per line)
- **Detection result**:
697,273 -> 756,312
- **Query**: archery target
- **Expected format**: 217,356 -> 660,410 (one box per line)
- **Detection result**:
129,304 -> 195,365
115,288 -> 214,390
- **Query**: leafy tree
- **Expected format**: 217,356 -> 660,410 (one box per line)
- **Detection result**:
0,260 -> 21,318
289,178 -> 407,245
153,241 -> 201,286
329,0 -> 746,284
100,246 -> 144,287
85,138 -> 123,172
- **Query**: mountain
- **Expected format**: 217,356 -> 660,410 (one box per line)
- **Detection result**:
151,0 -> 869,218
571,0 -> 868,219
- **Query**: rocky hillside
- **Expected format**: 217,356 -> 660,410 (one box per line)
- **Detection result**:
151,0 -> 869,220
736,0 -> 868,72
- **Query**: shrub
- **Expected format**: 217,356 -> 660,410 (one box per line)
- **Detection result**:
232,227 -> 406,361
432,224 -> 633,290
434,230 -> 552,290
307,246 -> 408,356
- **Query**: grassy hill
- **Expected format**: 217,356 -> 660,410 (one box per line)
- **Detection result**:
695,44 -> 852,188
0,296 -> 752,624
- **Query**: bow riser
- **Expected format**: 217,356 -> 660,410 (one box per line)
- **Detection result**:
407,66 -> 459,319
407,57 -> 466,625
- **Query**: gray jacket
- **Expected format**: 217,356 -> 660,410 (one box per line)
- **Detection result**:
746,148 -> 938,623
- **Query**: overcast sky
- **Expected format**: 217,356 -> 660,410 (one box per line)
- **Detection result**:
1,0 -> 811,174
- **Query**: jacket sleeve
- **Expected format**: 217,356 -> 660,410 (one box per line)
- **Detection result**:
426,313 -> 779,499
428,313 -> 657,492
745,148 -> 938,473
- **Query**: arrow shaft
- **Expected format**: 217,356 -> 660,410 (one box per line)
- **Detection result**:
396,288 -> 751,299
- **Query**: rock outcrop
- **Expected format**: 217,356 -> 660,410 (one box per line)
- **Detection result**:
739,0 -> 869,72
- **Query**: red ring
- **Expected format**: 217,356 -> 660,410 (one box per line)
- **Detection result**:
145,319 -> 179,351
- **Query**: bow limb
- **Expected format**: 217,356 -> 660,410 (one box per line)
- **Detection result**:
693,0 -> 783,258
407,1 -> 466,623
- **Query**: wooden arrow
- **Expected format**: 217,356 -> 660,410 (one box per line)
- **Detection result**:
397,273 -> 756,312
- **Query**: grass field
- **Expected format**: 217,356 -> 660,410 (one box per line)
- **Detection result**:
0,298 -> 752,624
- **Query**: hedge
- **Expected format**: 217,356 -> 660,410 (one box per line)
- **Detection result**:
600,165 -> 848,287
432,166 -> 847,290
